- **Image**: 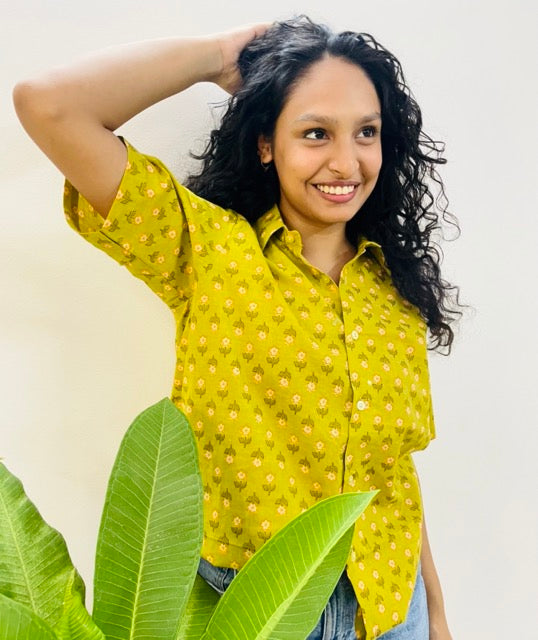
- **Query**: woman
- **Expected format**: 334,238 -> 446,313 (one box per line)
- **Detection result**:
14,16 -> 458,639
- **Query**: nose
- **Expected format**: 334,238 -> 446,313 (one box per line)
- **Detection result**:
327,139 -> 359,178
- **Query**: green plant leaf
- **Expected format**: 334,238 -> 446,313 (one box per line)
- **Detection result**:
0,593 -> 59,640
0,462 -> 86,632
202,491 -> 377,640
175,574 -> 220,640
93,398 -> 203,640
55,572 -> 105,640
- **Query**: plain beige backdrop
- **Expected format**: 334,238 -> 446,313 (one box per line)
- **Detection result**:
2,1 -> 537,637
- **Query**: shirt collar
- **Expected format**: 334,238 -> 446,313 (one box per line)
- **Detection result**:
254,205 -> 390,273
357,237 -> 390,273
255,205 -> 285,251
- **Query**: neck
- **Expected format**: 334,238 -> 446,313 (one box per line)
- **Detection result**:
293,223 -> 356,284
301,232 -> 355,264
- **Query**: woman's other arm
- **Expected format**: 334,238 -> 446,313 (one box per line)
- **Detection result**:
12,25 -> 268,218
421,513 -> 453,639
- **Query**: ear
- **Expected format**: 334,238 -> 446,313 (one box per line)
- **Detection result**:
257,134 -> 273,163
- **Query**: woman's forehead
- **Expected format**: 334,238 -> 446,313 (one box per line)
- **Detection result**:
278,56 -> 381,123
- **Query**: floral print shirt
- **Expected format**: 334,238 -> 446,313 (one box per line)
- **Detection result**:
64,139 -> 436,639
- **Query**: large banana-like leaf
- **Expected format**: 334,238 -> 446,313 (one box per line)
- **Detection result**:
0,462 -> 86,632
93,398 -> 203,640
202,491 -> 377,640
0,593 -> 59,640
175,574 -> 220,640
55,573 -> 105,640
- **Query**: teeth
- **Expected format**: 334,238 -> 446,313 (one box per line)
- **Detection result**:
316,184 -> 356,195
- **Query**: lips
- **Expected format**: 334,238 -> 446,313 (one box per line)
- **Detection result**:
313,182 -> 359,203
316,184 -> 357,195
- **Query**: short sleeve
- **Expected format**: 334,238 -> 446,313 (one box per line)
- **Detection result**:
399,321 -> 437,456
415,351 -> 437,450
426,389 -> 436,443
63,138 -> 222,311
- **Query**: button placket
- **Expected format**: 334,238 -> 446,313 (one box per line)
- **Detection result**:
340,285 -> 366,491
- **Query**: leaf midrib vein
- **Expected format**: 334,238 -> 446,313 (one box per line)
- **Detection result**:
129,418 -> 165,640
0,481 -> 39,616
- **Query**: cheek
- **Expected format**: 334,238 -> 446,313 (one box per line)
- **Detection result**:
274,151 -> 310,190
365,145 -> 383,178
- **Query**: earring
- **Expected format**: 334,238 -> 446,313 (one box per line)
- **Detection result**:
260,159 -> 272,172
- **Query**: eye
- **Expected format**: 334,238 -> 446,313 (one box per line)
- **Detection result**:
304,128 -> 328,140
358,125 -> 379,139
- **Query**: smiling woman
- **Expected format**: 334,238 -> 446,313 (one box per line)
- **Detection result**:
187,20 -> 462,354
256,57 -> 383,262
13,14 -> 461,640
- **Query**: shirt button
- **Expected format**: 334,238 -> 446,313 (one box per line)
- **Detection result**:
356,400 -> 366,410
351,330 -> 359,340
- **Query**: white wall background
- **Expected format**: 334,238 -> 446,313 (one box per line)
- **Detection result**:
2,1 -> 537,637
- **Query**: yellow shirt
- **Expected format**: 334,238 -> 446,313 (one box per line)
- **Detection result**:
64,140 -> 436,639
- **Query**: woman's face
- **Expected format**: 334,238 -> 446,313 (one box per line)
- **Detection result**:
258,55 -> 382,239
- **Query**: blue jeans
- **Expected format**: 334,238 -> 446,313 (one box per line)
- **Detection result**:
198,558 -> 428,639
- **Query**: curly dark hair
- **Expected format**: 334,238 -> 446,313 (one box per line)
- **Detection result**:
186,16 -> 464,354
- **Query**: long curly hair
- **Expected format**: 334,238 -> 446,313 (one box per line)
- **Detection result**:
186,16 -> 464,354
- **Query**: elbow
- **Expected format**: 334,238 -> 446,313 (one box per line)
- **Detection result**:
13,78 -> 65,135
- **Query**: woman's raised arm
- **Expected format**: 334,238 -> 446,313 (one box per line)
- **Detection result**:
12,25 -> 268,217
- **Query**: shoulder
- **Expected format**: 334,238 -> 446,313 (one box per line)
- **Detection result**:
121,139 -> 238,223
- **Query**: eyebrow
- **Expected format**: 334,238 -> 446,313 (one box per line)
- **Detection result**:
294,112 -> 382,126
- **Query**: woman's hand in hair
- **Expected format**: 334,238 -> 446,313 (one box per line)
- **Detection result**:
212,23 -> 271,94
13,26 -> 266,218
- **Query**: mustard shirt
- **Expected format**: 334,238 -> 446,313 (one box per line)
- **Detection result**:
64,140 -> 436,639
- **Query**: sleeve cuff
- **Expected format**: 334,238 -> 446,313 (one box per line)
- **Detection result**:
63,136 -> 132,236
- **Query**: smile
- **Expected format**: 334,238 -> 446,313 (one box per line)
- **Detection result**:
315,184 -> 357,195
